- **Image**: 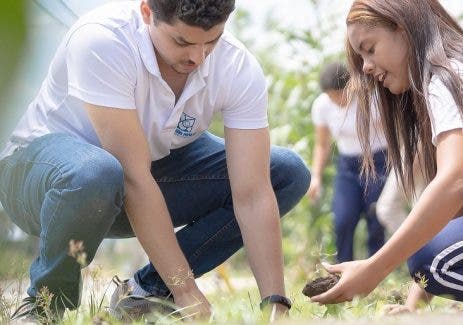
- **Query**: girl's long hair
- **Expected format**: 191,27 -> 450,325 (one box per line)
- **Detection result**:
346,0 -> 463,196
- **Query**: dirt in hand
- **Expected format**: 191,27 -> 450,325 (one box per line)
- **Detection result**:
302,274 -> 340,297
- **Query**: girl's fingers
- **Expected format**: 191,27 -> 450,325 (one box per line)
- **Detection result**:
310,283 -> 343,304
321,262 -> 343,274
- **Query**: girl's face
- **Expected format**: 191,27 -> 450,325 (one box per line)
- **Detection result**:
347,23 -> 410,94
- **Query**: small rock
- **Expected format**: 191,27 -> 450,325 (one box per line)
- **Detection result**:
302,274 -> 340,297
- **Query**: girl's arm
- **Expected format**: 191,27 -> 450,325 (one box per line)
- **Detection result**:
307,125 -> 332,201
311,128 -> 463,303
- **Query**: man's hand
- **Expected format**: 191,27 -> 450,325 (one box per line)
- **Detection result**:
261,304 -> 289,322
310,259 -> 386,304
173,285 -> 212,320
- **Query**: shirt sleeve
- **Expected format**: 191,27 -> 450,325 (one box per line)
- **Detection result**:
427,75 -> 463,146
66,24 -> 137,109
221,50 -> 268,129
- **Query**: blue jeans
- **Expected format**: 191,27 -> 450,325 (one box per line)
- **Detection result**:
0,132 -> 310,309
332,150 -> 387,262
408,216 -> 463,301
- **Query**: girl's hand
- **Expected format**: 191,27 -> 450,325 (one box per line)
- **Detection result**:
310,259 -> 387,304
383,304 -> 414,315
307,177 -> 323,202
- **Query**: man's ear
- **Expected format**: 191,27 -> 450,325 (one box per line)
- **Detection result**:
140,0 -> 152,25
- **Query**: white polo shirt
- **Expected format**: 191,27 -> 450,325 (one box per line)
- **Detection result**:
311,93 -> 387,156
0,1 -> 268,161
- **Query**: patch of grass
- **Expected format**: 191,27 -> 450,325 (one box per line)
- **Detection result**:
0,264 -> 461,324
0,205 -> 460,324
0,241 -> 34,279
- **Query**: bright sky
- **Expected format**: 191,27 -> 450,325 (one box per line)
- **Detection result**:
236,0 -> 463,30
234,0 -> 463,61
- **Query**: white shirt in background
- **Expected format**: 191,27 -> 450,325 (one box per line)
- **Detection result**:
311,93 -> 387,156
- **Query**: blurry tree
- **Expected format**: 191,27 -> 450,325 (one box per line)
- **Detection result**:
0,1 -> 36,276
0,0 -> 27,240
0,0 -> 27,98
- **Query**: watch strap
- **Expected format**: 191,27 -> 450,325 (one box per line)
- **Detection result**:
259,295 -> 292,310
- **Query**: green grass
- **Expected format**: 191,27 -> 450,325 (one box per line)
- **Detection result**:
1,255 -> 462,324
0,201 -> 461,324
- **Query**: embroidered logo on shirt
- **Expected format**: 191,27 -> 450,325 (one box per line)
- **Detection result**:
175,112 -> 196,137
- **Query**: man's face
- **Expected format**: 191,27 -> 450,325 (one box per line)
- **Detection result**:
141,2 -> 225,74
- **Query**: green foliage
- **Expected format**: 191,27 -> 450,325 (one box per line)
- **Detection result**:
0,211 -> 37,278
0,0 -> 27,96
255,0 -> 346,269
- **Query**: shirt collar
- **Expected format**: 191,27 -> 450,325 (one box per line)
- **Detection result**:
135,24 -> 162,77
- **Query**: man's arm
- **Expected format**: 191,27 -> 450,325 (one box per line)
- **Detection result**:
224,127 -> 287,310
84,104 -> 211,316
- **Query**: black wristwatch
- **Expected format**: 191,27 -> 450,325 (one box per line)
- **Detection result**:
259,295 -> 292,310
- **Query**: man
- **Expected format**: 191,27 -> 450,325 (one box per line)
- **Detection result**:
0,0 -> 310,321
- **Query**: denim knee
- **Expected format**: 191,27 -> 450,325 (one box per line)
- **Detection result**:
273,148 -> 310,193
58,151 -> 125,221
408,241 -> 463,300
407,241 -> 434,276
270,147 -> 310,214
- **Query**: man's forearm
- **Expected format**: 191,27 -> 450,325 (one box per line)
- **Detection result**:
124,176 -> 196,294
234,187 -> 286,298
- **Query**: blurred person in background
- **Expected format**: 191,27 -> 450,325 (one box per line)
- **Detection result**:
307,62 -> 388,262
376,161 -> 426,235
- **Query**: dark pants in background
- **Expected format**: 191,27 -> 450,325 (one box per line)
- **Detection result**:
332,150 -> 387,262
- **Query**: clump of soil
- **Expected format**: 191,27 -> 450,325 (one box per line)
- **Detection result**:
302,274 -> 340,297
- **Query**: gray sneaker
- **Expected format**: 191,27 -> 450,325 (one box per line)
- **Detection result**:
109,276 -> 177,320
10,296 -> 65,324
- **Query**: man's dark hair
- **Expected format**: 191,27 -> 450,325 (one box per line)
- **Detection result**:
148,0 -> 235,30
319,62 -> 350,92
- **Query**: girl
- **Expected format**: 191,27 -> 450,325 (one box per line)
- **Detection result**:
311,0 -> 463,306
